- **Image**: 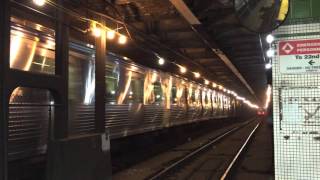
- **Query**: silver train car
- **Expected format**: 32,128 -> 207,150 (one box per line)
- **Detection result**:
8,17 -> 240,161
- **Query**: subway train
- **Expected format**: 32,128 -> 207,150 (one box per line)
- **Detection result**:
8,17 -> 241,162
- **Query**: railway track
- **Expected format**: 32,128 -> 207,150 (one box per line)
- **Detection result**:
147,119 -> 261,180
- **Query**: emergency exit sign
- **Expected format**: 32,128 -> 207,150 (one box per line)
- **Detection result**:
279,39 -> 320,74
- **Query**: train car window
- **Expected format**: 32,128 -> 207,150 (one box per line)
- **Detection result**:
68,42 -> 96,135
212,91 -> 216,108
105,60 -> 119,104
171,79 -> 186,107
194,87 -> 201,107
144,71 -> 163,105
123,71 -> 144,104
153,82 -> 163,104
216,93 -> 221,110
171,86 -> 177,104
205,92 -> 209,105
191,89 -> 196,104
69,43 -> 96,105
202,90 -> 206,106
203,90 -> 210,108
10,17 -> 55,74
205,90 -> 212,108
160,75 -> 172,109
187,84 -> 194,107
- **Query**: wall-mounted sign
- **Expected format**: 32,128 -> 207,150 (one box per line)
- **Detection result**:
279,39 -> 320,74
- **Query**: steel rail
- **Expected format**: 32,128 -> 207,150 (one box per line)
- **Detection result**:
148,119 -> 257,180
220,122 -> 261,180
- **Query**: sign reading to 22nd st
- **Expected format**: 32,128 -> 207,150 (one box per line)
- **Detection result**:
279,39 -> 320,74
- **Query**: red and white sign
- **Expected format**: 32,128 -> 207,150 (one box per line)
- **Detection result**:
279,39 -> 320,74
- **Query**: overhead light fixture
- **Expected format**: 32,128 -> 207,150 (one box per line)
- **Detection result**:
91,22 -> 102,37
193,72 -> 201,78
205,80 -> 210,85
33,0 -> 46,6
118,35 -> 127,44
266,49 -> 275,57
158,57 -> 165,65
266,34 -> 274,44
179,66 -> 187,73
265,63 -> 272,69
106,30 -> 116,40
212,83 -> 217,88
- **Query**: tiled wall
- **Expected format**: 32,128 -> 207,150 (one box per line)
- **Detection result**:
273,19 -> 320,180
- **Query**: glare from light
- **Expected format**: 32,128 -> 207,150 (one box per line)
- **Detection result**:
84,62 -> 95,105
33,0 -> 46,6
179,66 -> 187,73
266,49 -> 275,57
218,85 -> 224,90
24,41 -> 37,71
212,83 -> 217,88
106,30 -> 116,40
158,57 -> 165,65
46,39 -> 55,48
205,80 -> 209,85
118,35 -> 127,44
193,72 -> 201,78
266,34 -> 274,43
265,63 -> 272,69
10,31 -> 23,67
129,65 -> 138,71
91,23 -> 102,37
264,85 -> 272,109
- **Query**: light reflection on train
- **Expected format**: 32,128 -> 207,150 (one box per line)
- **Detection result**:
7,17 -> 240,161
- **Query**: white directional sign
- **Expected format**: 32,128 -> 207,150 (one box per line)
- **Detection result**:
279,39 -> 320,74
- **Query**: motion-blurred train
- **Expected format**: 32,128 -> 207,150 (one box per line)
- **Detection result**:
8,17 -> 241,162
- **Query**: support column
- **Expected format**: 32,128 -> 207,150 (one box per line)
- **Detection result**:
94,20 -> 112,179
53,6 -> 69,139
0,0 -> 10,179
95,21 -> 106,133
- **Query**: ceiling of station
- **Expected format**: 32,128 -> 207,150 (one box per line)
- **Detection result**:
80,0 -> 269,103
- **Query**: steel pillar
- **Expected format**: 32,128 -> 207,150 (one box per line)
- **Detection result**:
0,0 -> 10,179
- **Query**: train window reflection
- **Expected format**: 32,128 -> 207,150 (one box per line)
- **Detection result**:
171,86 -> 177,104
105,61 -> 119,103
171,80 -> 186,107
194,88 -> 201,107
123,72 -> 143,104
153,82 -> 163,103
68,42 -> 96,135
10,17 -> 55,74
69,43 -> 96,105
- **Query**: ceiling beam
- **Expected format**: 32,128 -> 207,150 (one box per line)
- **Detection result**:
170,0 -> 257,100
